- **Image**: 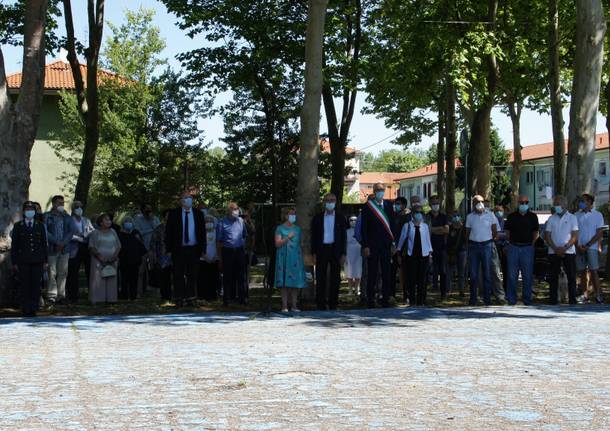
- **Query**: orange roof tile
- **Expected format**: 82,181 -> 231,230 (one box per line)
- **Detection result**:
358,171 -> 403,184
511,132 -> 609,162
7,60 -> 120,92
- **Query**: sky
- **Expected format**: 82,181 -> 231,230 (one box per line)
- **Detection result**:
3,0 -> 609,156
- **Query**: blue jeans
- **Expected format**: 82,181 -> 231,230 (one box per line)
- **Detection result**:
469,242 -> 493,305
505,244 -> 535,305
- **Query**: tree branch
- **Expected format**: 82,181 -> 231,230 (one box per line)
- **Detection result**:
62,0 -> 87,117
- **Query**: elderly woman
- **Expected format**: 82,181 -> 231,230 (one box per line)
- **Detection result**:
397,203 -> 433,306
89,214 -> 121,304
118,216 -> 147,301
275,207 -> 306,312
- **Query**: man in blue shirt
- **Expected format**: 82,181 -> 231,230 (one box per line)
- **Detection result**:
44,195 -> 75,305
217,202 -> 248,306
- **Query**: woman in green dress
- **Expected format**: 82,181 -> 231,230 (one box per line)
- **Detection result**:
275,207 -> 306,312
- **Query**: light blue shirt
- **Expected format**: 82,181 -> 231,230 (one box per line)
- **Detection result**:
323,212 -> 335,244
182,209 -> 197,246
217,216 -> 247,248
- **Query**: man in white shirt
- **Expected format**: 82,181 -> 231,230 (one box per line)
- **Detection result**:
575,193 -> 605,303
465,195 -> 498,306
545,195 -> 579,305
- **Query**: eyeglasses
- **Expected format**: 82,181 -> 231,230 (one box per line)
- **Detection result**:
518,201 -> 529,204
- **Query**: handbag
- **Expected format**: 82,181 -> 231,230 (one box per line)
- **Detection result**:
100,264 -> 117,278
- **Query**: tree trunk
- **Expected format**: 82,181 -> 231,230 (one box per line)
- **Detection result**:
296,0 -> 328,268
0,0 -> 49,304
322,0 -> 361,207
467,0 -> 498,200
548,0 -> 566,196
322,83 -> 346,206
63,0 -> 105,209
436,102 -> 445,206
445,79 -> 457,213
566,0 -> 606,204
467,106 -> 493,198
508,101 -> 522,211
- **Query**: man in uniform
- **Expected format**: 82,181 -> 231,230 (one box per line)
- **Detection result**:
11,201 -> 48,317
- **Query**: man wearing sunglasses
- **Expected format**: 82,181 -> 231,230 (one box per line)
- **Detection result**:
504,195 -> 540,305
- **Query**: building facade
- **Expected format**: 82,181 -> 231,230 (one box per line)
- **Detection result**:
396,134 -> 610,211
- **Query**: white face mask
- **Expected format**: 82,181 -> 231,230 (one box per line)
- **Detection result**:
431,204 -> 440,212
232,210 -> 240,218
56,206 -> 65,213
475,203 -> 485,211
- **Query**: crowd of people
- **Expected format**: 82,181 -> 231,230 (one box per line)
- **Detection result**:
10,192 -> 256,317
9,183 -> 608,316
275,183 -> 607,312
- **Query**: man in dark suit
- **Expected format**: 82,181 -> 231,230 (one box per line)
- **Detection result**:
11,201 -> 48,317
165,190 -> 206,306
361,183 -> 395,308
311,193 -> 348,310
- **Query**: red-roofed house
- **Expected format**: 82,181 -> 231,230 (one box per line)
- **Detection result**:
6,59 -> 117,207
396,133 -> 610,210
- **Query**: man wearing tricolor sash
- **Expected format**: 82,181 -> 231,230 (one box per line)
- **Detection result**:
361,183 -> 395,308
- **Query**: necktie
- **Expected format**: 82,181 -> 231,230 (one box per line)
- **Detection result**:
184,211 -> 190,243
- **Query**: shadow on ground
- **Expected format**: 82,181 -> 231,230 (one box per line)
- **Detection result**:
2,304 -> 610,330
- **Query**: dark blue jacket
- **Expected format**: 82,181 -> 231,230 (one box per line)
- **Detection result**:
360,199 -> 395,249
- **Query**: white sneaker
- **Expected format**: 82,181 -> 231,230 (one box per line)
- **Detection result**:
292,308 -> 301,313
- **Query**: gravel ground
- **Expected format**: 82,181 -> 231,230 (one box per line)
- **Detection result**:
1,306 -> 610,430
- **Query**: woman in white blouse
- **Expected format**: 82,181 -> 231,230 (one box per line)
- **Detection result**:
397,203 -> 433,306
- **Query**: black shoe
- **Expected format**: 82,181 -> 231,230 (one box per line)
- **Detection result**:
175,300 -> 184,308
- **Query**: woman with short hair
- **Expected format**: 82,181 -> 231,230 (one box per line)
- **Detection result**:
274,207 -> 306,312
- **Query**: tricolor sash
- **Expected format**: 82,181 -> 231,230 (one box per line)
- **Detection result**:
366,199 -> 394,241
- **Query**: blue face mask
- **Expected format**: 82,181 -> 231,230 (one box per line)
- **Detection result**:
554,205 -> 563,214
453,216 -> 461,223
578,201 -> 586,210
413,212 -> 423,222
375,191 -> 385,201
518,204 -> 529,213
24,210 -> 36,219
394,204 -> 402,212
182,197 -> 193,208
495,211 -> 504,218
288,214 -> 297,224
123,222 -> 134,231
325,202 -> 336,211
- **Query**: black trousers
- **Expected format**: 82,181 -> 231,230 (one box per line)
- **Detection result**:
66,243 -> 90,303
390,256 -> 399,298
172,246 -> 201,302
366,245 -> 392,307
198,260 -> 220,301
222,247 -> 246,305
431,252 -> 447,297
160,266 -> 173,301
120,263 -> 140,300
18,263 -> 43,316
406,255 -> 430,305
549,254 -> 577,304
315,245 -> 341,310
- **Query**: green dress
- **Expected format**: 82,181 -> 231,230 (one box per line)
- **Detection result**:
274,224 -> 306,288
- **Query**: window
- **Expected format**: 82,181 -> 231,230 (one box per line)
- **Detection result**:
599,161 -> 607,177
416,185 -> 421,196
525,171 -> 534,184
